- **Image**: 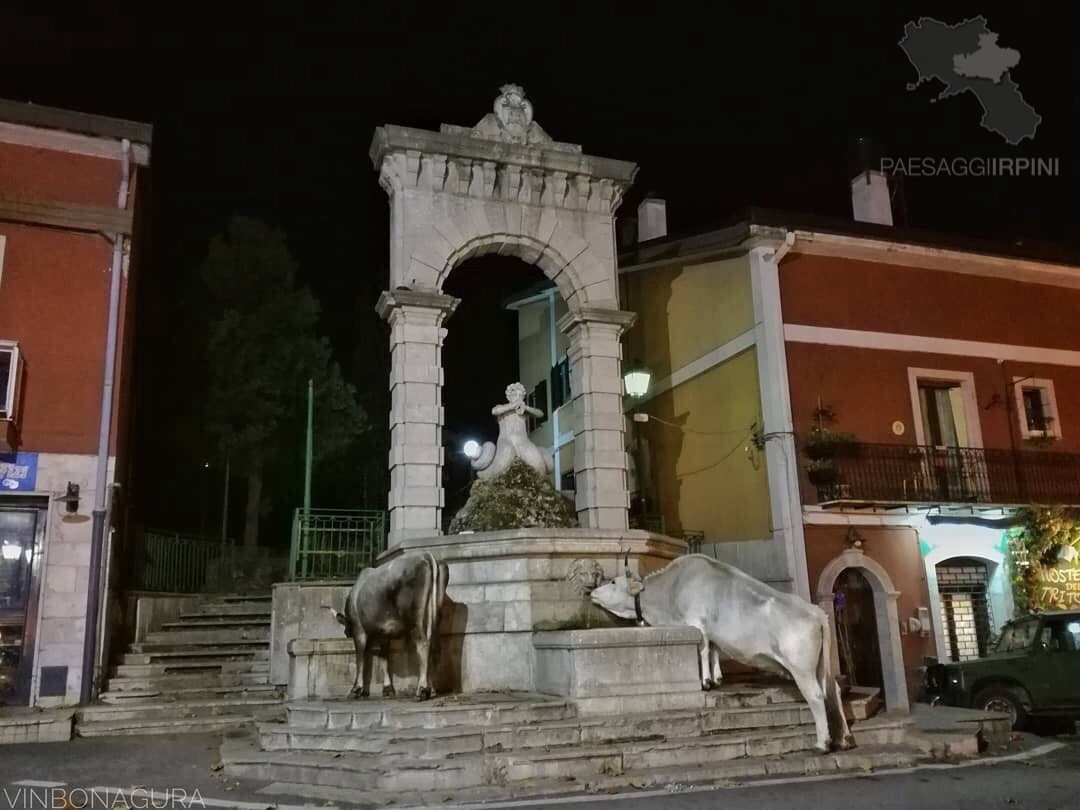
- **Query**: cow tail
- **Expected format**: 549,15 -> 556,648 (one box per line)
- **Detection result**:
424,552 -> 445,651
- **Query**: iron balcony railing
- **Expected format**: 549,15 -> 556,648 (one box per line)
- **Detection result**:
126,529 -> 233,593
289,508 -> 387,580
813,443 -> 1080,507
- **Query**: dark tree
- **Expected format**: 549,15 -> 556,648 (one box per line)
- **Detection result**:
202,217 -> 368,547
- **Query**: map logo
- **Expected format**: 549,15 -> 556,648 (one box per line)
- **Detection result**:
900,17 -> 1041,145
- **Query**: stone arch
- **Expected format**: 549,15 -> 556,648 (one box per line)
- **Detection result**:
815,548 -> 909,711
370,86 -> 638,545
436,233 -> 589,314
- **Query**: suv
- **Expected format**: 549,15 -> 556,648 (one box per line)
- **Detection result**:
922,610 -> 1080,729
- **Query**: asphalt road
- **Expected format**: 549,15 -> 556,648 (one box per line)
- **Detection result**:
1,732 -> 1079,810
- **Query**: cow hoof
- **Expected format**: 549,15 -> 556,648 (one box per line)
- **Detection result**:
416,687 -> 432,701
349,687 -> 369,699
839,734 -> 857,750
702,679 -> 715,691
382,685 -> 396,697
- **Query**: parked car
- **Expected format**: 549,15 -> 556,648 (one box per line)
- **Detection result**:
922,610 -> 1080,729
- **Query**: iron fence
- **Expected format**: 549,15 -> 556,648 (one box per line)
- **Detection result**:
289,508 -> 387,580
126,530 -> 231,593
816,443 -> 1080,506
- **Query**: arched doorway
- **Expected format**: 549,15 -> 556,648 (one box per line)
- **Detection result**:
816,548 -> 909,711
833,568 -> 884,694
370,85 -> 639,545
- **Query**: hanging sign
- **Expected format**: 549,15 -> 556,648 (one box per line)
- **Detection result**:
1033,550 -> 1080,610
0,452 -> 38,492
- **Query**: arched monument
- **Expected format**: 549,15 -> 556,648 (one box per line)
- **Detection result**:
371,84 -> 639,545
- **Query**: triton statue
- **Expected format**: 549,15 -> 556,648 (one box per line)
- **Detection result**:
469,382 -> 554,481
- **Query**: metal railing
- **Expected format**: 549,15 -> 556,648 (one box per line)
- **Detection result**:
815,443 -> 1080,507
289,508 -> 387,580
126,530 -> 232,593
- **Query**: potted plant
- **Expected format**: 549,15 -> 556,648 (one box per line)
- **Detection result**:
805,425 -> 860,459
805,458 -> 839,486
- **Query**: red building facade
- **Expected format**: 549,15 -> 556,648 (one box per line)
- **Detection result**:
0,100 -> 151,706
778,226 -> 1080,708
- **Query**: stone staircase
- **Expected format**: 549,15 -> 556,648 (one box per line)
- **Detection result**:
76,594 -> 283,737
222,682 -> 915,804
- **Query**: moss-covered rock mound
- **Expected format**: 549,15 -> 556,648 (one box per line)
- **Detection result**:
449,458 -> 578,533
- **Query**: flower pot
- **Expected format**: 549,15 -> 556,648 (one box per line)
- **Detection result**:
806,465 -> 839,486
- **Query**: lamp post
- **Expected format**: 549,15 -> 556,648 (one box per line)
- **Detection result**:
623,363 -> 652,522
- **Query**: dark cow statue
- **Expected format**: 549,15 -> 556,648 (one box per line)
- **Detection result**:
330,551 -> 449,700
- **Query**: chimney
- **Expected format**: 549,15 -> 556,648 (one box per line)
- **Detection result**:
851,170 -> 893,226
637,196 -> 667,242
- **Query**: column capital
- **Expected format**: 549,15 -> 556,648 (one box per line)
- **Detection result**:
556,306 -> 636,335
376,288 -> 461,322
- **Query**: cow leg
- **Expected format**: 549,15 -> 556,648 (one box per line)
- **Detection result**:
709,644 -> 723,687
414,629 -> 432,701
382,646 -> 395,697
349,630 -> 369,698
697,631 -> 714,690
790,669 -> 831,753
826,676 -> 855,749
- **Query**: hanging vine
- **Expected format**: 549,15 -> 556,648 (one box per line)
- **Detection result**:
1006,506 -> 1080,615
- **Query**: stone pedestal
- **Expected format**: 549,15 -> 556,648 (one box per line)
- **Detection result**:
279,528 -> 686,698
533,627 -> 703,699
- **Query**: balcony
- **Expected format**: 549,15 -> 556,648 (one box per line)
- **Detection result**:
811,443 -> 1080,509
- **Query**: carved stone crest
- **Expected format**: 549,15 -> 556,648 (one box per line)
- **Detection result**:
471,84 -> 552,146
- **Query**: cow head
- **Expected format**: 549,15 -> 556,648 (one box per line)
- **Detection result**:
325,605 -> 353,638
589,552 -> 645,622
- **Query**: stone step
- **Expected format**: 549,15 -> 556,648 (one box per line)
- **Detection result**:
285,695 -> 578,731
123,646 -> 268,665
77,715 -> 264,738
142,628 -> 270,645
260,744 -> 920,807
261,701 -> 816,756
160,622 -> 270,635
100,683 -> 279,703
104,672 -> 271,692
221,594 -> 272,602
111,660 -> 269,678
181,606 -> 272,619
78,696 -> 282,724
224,723 -> 826,793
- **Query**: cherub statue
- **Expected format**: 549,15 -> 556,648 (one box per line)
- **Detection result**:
470,382 -> 554,480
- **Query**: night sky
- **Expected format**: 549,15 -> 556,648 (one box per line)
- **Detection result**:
2,7 -> 1076,539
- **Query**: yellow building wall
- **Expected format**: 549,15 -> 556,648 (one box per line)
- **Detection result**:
620,256 -> 755,381
636,346 -> 770,541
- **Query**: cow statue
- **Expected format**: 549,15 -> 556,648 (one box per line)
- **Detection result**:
329,551 -> 449,701
590,553 -> 854,753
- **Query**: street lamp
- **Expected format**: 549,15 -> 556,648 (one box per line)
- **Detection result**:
462,439 -> 482,460
623,363 -> 652,399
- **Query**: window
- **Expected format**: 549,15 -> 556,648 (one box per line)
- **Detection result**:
525,380 -> 548,433
1014,378 -> 1060,440
907,368 -> 983,448
995,617 -> 1039,653
550,356 -> 571,411
0,343 -> 18,420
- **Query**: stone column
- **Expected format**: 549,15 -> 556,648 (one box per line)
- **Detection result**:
377,289 -> 460,547
559,307 -> 637,530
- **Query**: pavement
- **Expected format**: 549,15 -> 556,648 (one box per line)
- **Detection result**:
0,729 -> 1078,810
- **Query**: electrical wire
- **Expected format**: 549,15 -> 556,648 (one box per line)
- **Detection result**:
644,414 -> 755,437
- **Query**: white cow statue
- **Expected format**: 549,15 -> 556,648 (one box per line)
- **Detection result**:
590,553 -> 854,753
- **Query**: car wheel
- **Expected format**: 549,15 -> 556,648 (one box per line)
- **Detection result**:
974,685 -> 1028,730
